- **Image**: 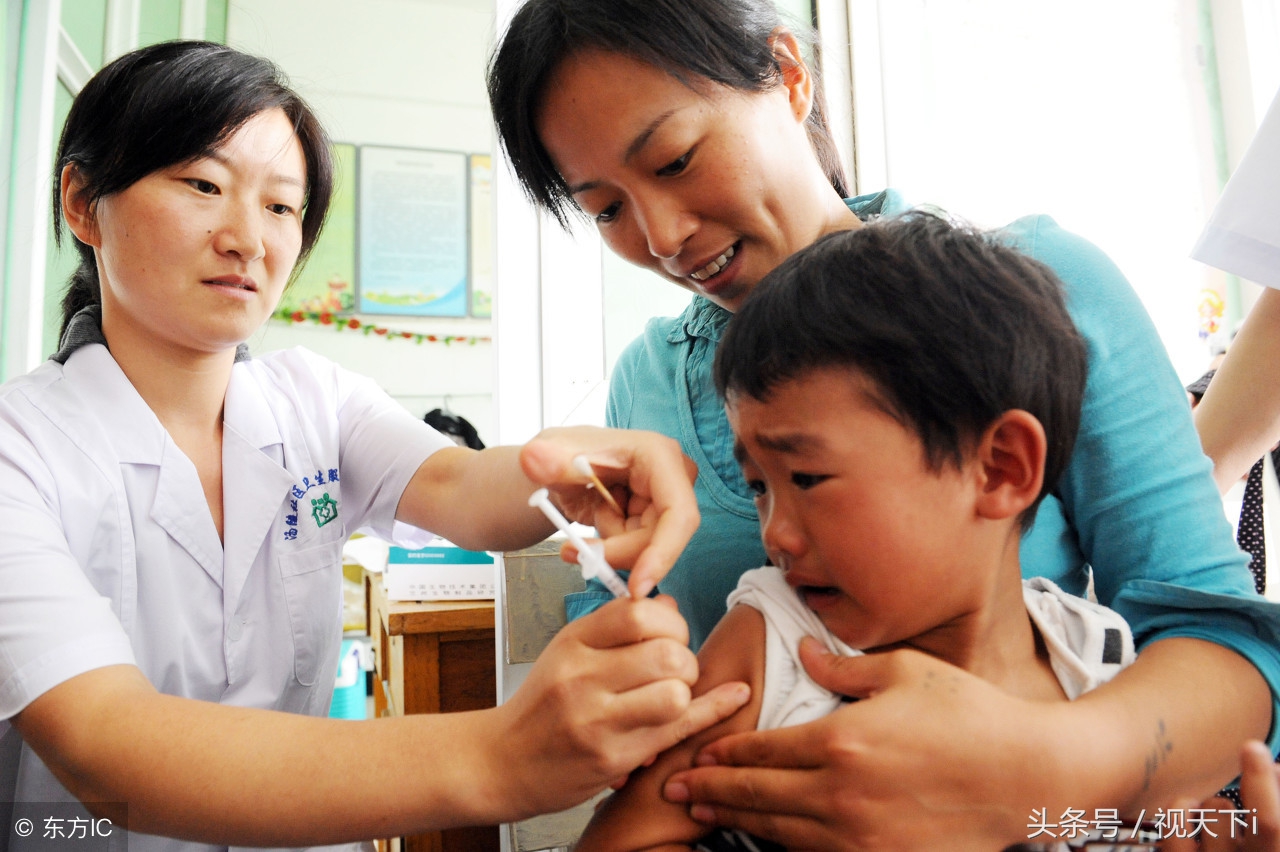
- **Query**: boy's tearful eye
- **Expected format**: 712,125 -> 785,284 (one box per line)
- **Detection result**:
790,472 -> 829,490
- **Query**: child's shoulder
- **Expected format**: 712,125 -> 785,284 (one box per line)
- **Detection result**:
573,589 -> 768,851
696,598 -> 768,717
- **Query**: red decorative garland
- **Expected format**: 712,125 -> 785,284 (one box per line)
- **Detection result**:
273,310 -> 492,346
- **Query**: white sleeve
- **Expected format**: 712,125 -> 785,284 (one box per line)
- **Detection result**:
327,354 -> 456,544
250,348 -> 457,547
0,404 -> 135,719
1023,577 -> 1136,700
727,567 -> 857,730
1193,89 -> 1280,288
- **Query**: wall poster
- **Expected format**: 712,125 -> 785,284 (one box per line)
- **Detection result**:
358,146 -> 469,317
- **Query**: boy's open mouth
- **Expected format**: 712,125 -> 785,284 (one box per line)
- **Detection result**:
797,585 -> 841,603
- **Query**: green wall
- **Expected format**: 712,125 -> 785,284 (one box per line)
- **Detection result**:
207,0 -> 228,43
44,81 -> 76,357
137,0 -> 180,47
776,0 -> 814,26
1,3 -> 9,378
61,0 -> 108,67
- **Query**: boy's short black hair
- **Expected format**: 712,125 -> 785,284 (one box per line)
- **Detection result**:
714,212 -> 1088,527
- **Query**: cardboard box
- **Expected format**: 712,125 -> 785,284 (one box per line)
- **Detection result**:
383,544 -> 496,601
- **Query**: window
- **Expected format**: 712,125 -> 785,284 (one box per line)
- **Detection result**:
851,0 -> 1280,379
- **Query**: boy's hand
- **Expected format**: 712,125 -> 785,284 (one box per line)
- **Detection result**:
520,426 -> 699,597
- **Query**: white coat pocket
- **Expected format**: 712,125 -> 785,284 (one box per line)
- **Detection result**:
277,539 -> 345,686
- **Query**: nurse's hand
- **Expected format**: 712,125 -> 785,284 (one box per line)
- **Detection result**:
490,594 -> 750,820
520,426 -> 699,597
662,642 -> 1051,851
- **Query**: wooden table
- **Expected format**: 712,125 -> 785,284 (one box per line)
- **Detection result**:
365,570 -> 500,852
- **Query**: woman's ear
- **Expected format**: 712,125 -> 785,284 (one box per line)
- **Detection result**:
60,163 -> 100,248
973,410 -> 1047,522
769,28 -> 814,124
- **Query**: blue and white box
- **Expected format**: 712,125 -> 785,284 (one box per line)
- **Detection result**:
384,543 -> 496,601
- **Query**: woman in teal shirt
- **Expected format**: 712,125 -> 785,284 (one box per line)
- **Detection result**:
487,0 -> 1280,848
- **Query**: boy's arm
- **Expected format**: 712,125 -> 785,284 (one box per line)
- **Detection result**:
575,604 -> 767,852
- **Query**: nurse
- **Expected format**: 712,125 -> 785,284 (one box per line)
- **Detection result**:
0,41 -> 749,850
487,0 -> 1280,848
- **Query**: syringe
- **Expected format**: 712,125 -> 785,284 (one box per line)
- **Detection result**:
528,487 -> 631,598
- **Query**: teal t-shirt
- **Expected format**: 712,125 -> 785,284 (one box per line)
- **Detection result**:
573,190 -> 1280,747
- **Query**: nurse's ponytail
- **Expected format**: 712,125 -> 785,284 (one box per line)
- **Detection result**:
57,264 -> 100,343
52,40 -> 334,346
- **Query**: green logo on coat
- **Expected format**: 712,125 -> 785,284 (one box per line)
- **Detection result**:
311,493 -> 339,528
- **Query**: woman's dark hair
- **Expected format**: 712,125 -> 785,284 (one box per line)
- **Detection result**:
487,0 -> 849,228
714,212 -> 1089,529
53,40 -> 334,341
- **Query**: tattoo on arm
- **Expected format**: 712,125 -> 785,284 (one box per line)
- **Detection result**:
1141,720 -> 1173,791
